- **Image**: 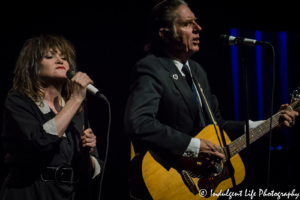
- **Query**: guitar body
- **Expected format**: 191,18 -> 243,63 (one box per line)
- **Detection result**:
129,92 -> 300,200
131,125 -> 245,200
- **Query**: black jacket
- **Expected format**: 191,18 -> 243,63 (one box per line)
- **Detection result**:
124,53 -> 244,161
1,91 -> 102,200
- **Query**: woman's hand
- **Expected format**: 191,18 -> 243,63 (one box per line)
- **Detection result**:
55,72 -> 93,138
81,128 -> 97,154
70,72 -> 94,102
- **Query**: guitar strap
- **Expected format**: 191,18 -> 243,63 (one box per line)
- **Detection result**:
197,83 -> 217,125
196,82 -> 225,145
197,82 -> 227,146
197,82 -> 238,187
219,127 -> 237,187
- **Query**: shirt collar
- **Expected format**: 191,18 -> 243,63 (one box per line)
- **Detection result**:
163,50 -> 190,74
35,98 -> 65,114
173,60 -> 190,72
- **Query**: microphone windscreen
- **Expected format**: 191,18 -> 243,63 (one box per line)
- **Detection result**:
219,34 -> 230,46
66,70 -> 77,80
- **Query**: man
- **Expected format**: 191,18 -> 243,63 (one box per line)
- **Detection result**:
124,0 -> 297,199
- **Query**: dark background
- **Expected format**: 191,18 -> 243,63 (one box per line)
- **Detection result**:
1,1 -> 300,199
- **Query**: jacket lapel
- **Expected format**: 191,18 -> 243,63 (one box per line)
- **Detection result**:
189,62 -> 215,125
157,57 -> 199,120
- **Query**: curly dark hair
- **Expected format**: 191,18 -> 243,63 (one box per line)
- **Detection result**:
12,35 -> 77,105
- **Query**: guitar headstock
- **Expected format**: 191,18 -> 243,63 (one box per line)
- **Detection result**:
290,88 -> 300,112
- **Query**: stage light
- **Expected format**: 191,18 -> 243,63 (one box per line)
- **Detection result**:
277,146 -> 282,150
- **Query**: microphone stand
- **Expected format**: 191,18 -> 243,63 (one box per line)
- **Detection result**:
79,97 -> 92,200
240,45 -> 251,193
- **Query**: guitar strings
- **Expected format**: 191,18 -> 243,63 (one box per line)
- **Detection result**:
221,107 -> 292,162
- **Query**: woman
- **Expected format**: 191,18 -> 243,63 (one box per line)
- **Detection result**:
0,35 -> 101,200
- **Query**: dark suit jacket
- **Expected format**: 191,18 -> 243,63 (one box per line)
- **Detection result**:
124,53 -> 245,161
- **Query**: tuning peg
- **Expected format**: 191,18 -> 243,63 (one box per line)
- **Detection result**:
293,90 -> 299,95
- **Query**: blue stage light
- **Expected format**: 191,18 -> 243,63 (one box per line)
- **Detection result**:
255,31 -> 263,120
277,146 -> 282,150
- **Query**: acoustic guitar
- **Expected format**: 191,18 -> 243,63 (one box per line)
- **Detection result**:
130,90 -> 300,200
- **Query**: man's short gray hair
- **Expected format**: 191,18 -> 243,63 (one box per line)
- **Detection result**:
144,0 -> 188,52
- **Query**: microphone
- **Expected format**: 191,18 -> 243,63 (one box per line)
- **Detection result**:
219,34 -> 268,46
66,70 -> 106,99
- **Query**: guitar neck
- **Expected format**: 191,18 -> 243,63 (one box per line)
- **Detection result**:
222,106 -> 293,162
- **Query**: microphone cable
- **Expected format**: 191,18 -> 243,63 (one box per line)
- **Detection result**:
265,42 -> 275,200
66,70 -> 111,200
97,95 -> 111,200
219,35 -> 276,198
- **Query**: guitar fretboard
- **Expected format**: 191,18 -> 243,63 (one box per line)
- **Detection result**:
221,106 -> 295,163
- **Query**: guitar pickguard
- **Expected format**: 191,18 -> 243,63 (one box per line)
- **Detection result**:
197,164 -> 233,197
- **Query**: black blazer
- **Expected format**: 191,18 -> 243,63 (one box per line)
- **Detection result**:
124,53 -> 244,161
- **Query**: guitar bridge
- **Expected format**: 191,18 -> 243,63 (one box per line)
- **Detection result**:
181,170 -> 199,195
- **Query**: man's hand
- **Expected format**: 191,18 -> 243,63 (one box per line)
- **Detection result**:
198,139 -> 224,168
276,104 -> 299,129
81,128 -> 97,154
178,139 -> 224,174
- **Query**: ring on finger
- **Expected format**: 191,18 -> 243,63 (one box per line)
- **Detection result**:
289,121 -> 293,126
